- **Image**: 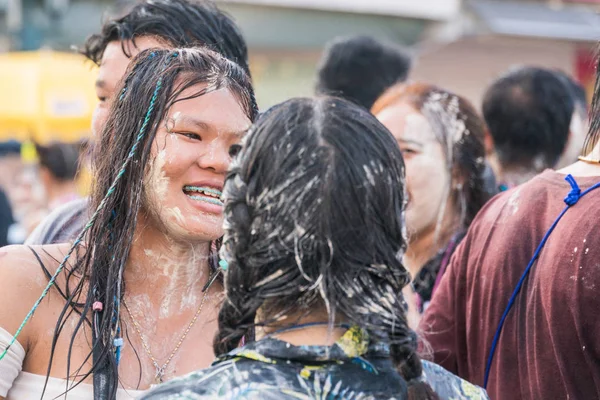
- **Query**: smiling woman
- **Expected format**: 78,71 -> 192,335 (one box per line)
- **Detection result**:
140,85 -> 251,241
0,48 -> 257,400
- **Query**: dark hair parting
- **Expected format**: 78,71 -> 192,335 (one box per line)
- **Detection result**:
214,97 -> 438,399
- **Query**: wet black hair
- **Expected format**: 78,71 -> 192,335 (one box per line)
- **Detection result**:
372,82 -> 492,231
82,0 -> 250,76
482,66 -> 574,170
583,51 -> 600,157
42,47 -> 257,399
553,70 -> 589,120
315,35 -> 411,109
215,97 -> 437,399
35,141 -> 84,181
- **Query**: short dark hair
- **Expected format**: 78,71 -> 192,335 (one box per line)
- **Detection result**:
553,70 -> 588,118
315,35 -> 411,109
82,0 -> 250,75
35,141 -> 83,181
482,67 -> 574,170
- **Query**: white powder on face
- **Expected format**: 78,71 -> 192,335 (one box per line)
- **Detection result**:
403,113 -> 432,141
146,150 -> 169,201
167,206 -> 186,225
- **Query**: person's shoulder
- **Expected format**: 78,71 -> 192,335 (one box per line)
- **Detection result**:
140,361 -> 236,399
0,244 -> 50,286
25,198 -> 88,245
421,360 -> 489,400
0,243 -> 72,293
141,356 -> 303,399
0,244 -> 68,349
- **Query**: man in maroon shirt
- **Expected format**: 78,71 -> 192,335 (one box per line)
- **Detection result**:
420,68 -> 600,399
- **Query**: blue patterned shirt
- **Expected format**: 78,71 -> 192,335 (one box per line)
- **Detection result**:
141,327 -> 488,400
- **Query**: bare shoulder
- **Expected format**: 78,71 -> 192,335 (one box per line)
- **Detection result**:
0,243 -> 75,348
0,243 -> 74,284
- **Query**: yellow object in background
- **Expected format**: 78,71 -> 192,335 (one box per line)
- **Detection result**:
76,165 -> 92,196
0,50 -> 98,144
20,140 -> 38,164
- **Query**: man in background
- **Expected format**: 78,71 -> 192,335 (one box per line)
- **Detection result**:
315,35 -> 411,110
553,70 -> 589,169
482,67 -> 574,189
420,60 -> 600,400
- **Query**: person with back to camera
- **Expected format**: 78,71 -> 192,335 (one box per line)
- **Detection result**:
142,97 -> 488,400
482,67 -> 574,190
420,55 -> 600,400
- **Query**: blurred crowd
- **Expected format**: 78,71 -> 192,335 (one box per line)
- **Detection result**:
0,140 -> 86,246
0,1 -> 597,399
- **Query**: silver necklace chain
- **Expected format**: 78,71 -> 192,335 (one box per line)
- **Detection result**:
122,290 -> 209,384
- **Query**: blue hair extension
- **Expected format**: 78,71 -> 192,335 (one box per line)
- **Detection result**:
0,53 -> 171,362
106,210 -> 125,366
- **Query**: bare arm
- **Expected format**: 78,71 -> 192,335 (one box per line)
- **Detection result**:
0,245 -> 46,397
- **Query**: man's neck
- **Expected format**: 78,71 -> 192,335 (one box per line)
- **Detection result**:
556,143 -> 600,177
488,153 -> 545,188
124,214 -> 214,318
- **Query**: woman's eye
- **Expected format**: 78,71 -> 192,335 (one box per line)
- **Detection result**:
178,132 -> 202,141
400,148 -> 417,155
97,96 -> 107,103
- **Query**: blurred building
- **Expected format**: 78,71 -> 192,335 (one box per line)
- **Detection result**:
412,0 -> 599,108
217,0 -> 599,108
0,0 -> 597,109
216,0 -> 458,107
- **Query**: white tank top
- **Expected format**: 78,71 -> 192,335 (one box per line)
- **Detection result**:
0,327 -> 146,399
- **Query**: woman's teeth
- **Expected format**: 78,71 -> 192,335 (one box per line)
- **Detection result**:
183,186 -> 223,206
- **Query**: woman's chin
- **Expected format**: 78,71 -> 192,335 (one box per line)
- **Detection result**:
147,205 -> 223,243
171,221 -> 223,243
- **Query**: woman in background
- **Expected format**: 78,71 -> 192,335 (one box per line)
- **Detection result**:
372,83 -> 493,325
142,97 -> 488,400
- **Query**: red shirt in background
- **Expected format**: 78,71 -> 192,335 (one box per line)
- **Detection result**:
419,170 -> 600,400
